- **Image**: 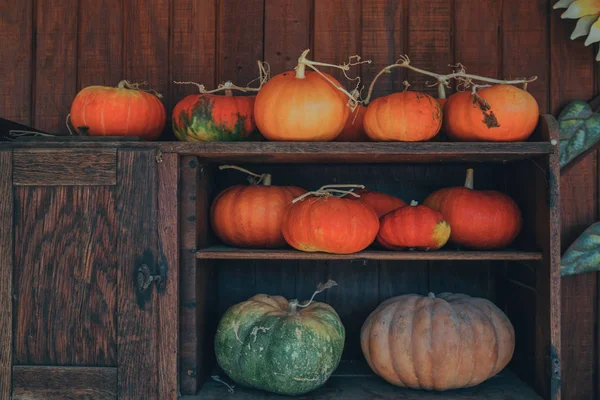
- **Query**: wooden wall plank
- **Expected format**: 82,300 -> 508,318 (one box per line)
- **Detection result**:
502,0 -> 549,112
218,0 -> 264,85
0,151 -> 13,399
13,149 -> 117,186
116,149 -> 159,399
157,153 -> 179,400
264,0 -> 311,75
0,0 -> 33,124
407,0 -> 452,97
34,0 -> 78,133
13,366 -> 117,400
78,0 -> 123,89
361,0 -> 405,99
14,186 -> 118,366
171,0 -> 216,109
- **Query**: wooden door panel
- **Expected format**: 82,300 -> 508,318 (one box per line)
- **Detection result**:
13,185 -> 118,366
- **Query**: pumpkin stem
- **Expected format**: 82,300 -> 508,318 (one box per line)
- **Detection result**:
173,61 -> 270,95
117,80 -> 164,98
364,54 -> 537,104
218,165 -> 272,186
464,168 -> 474,189
211,376 -> 235,394
428,292 -> 436,299
65,114 -> 75,136
292,184 -> 365,203
437,83 -> 446,99
403,81 -> 411,92
289,280 -> 338,314
410,200 -> 418,206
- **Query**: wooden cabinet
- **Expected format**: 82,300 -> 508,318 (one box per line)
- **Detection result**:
0,115 -> 560,399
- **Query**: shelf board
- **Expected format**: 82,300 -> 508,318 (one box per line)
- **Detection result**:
0,141 -> 555,163
184,361 -> 542,400
196,246 -> 543,261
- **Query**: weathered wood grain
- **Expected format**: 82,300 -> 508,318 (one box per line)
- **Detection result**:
13,149 -> 117,186
13,366 -> 117,400
157,153 -> 179,400
0,152 -> 12,399
264,0 -> 311,75
34,0 -> 78,133
116,149 -> 159,399
78,0 -> 123,88
0,0 -> 33,124
13,186 -> 117,366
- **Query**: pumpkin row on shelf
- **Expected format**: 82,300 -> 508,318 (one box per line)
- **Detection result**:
215,282 -> 515,396
210,166 -> 523,253
68,50 -> 540,143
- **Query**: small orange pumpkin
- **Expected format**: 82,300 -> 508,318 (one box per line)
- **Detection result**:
352,189 -> 406,218
377,201 -> 451,250
282,188 -> 380,254
70,80 -> 166,140
443,85 -> 539,142
364,91 -> 443,141
335,105 -> 369,142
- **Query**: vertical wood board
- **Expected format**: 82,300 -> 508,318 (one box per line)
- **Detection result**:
0,151 -> 13,399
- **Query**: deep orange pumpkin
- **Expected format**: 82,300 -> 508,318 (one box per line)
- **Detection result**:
172,92 -> 257,142
377,201 -> 451,250
423,169 -> 522,249
282,195 -> 380,254
352,189 -> 406,218
70,81 -> 166,140
443,85 -> 539,142
210,175 -> 306,248
335,105 -> 369,142
364,91 -> 442,141
254,69 -> 350,141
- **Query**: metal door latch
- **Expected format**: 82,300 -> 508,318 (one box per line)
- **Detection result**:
137,264 -> 163,293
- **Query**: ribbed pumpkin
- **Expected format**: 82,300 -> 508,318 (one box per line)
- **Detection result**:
215,285 -> 345,395
210,167 -> 306,248
335,105 -> 369,142
254,61 -> 350,141
282,188 -> 380,254
352,189 -> 406,218
423,169 -> 522,249
377,201 -> 451,250
443,85 -> 539,142
172,91 -> 257,142
70,80 -> 166,140
361,293 -> 515,391
364,91 -> 443,141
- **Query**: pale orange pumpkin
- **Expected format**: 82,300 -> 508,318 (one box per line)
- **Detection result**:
364,91 -> 443,141
70,80 -> 166,140
443,85 -> 539,142
361,293 -> 515,391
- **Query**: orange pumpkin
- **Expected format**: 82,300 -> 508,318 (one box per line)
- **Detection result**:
423,168 -> 522,249
352,189 -> 406,218
361,293 -> 515,390
254,68 -> 350,141
211,173 -> 306,248
364,91 -> 442,141
282,193 -> 379,254
335,105 -> 369,142
377,201 -> 451,250
70,80 -> 166,140
172,91 -> 256,142
443,85 -> 539,142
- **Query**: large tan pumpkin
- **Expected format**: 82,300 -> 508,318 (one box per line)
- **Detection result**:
361,293 -> 515,391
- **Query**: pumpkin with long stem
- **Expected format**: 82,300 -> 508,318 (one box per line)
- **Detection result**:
282,185 -> 380,254
210,165 -> 306,248
69,80 -> 166,140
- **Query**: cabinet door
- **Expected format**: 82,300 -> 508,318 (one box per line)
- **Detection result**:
0,148 -> 178,400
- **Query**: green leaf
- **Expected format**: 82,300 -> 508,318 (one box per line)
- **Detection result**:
561,222 -> 600,276
559,100 -> 600,169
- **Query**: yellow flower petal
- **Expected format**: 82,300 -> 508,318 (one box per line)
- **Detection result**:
571,15 -> 598,39
562,0 -> 600,18
585,17 -> 600,45
596,46 -> 600,61
554,0 -> 576,8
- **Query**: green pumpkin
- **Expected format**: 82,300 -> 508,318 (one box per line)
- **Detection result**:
214,294 -> 345,395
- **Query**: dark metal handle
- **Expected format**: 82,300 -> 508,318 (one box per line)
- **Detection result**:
136,264 -> 163,293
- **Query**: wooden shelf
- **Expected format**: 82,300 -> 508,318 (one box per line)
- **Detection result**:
184,361 -> 542,399
196,246 -> 542,261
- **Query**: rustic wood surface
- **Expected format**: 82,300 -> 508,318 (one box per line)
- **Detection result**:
13,149 -> 117,185
157,153 -> 179,400
13,186 -> 118,366
12,366 -> 117,400
116,149 -> 159,399
186,361 -> 542,400
0,151 -> 12,399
